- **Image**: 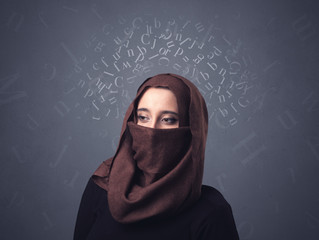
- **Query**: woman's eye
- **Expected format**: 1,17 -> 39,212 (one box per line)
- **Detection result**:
162,117 -> 178,124
137,115 -> 149,122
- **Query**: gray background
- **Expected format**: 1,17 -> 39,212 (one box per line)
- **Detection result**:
1,0 -> 319,239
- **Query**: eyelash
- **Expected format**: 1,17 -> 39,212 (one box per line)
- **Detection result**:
162,117 -> 178,124
137,115 -> 149,121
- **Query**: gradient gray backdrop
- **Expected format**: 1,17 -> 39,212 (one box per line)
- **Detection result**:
1,0 -> 319,239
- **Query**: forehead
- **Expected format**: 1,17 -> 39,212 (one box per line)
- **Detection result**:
137,87 -> 178,110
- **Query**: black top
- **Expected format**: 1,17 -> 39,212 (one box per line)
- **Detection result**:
74,178 -> 239,240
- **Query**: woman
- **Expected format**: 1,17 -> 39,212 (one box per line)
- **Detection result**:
74,73 -> 239,239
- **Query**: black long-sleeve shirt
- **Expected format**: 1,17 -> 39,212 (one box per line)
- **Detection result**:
74,178 -> 239,240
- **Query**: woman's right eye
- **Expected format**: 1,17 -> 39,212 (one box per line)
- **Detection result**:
137,115 -> 149,122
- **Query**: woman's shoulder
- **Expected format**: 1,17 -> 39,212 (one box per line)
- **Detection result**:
194,185 -> 233,217
200,185 -> 230,206
183,186 -> 239,239
81,177 -> 107,202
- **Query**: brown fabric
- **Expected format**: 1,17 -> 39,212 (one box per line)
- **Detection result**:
128,122 -> 191,186
93,73 -> 208,223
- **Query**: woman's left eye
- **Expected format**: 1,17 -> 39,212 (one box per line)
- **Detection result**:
162,118 -> 177,124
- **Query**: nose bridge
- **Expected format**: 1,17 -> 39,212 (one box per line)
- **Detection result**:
150,114 -> 160,129
150,120 -> 157,128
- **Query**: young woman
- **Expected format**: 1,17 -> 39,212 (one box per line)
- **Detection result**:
74,73 -> 239,239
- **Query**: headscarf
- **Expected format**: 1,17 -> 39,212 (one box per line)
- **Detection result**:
93,73 -> 208,223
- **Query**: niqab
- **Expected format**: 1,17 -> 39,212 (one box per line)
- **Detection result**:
93,73 -> 208,223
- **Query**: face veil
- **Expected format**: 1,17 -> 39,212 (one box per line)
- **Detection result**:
93,73 -> 208,223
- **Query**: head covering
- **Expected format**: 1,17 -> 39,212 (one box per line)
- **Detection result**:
93,73 -> 208,223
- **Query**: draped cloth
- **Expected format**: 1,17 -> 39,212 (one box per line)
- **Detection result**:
93,73 -> 208,223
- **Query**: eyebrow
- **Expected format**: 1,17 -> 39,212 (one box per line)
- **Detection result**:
137,108 -> 179,116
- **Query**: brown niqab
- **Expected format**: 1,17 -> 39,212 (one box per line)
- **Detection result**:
93,73 -> 208,223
